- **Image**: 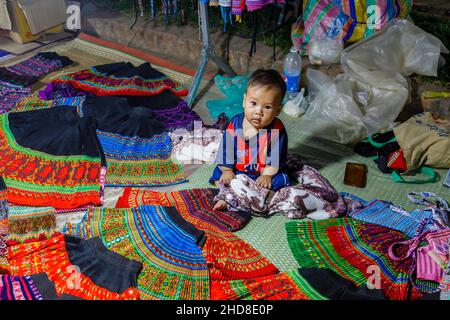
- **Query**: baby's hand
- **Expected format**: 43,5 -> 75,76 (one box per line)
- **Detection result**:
213,200 -> 227,211
256,175 -> 273,189
219,170 -> 235,186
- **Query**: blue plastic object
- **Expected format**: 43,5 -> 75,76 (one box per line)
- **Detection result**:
206,74 -> 249,120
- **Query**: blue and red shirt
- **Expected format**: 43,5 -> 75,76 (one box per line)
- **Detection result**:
216,113 -> 288,174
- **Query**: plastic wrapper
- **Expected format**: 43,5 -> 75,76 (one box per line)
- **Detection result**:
300,19 -> 449,145
308,37 -> 343,65
207,75 -> 248,120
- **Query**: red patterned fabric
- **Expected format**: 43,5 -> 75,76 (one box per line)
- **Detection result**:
211,273 -> 311,300
7,234 -> 139,300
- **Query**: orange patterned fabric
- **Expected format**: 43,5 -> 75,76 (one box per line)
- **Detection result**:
211,273 -> 311,300
7,234 -> 139,300
0,115 -> 104,210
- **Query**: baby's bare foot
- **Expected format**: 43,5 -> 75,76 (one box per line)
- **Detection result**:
213,200 -> 227,211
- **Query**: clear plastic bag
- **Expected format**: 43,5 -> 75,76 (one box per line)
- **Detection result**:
300,19 -> 449,145
308,36 -> 343,65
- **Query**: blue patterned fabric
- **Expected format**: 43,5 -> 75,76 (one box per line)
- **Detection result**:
348,199 -> 437,238
97,131 -> 173,160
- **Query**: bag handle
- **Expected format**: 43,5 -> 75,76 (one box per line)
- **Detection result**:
367,133 -> 397,148
391,166 -> 439,184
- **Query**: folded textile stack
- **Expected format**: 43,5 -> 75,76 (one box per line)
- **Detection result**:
0,52 -> 73,113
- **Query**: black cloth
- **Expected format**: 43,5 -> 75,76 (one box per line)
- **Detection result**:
163,206 -> 207,248
298,268 -> 387,300
353,131 -> 402,174
417,291 -> 441,300
7,107 -> 105,164
65,235 -> 142,294
30,273 -> 82,300
354,131 -> 398,158
93,62 -> 168,80
81,96 -> 166,138
126,90 -> 185,111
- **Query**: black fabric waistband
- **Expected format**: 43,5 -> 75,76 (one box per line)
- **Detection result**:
162,206 -> 207,248
64,235 -> 142,274
85,237 -> 143,274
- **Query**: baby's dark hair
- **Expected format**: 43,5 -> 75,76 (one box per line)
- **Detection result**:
247,69 -> 287,101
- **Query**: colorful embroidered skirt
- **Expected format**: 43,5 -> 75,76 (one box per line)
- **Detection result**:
116,188 -> 279,281
13,96 -> 188,187
63,206 -> 210,300
79,96 -> 187,187
0,86 -> 31,115
36,88 -> 202,132
127,92 -> 203,131
13,94 -> 85,113
286,218 -> 426,300
50,62 -> 188,97
117,188 -> 251,232
0,177 -> 9,273
0,52 -> 73,88
7,234 -> 141,300
211,270 -> 327,300
0,108 -> 106,210
0,52 -> 73,113
348,198 -> 436,238
1,275 -> 46,300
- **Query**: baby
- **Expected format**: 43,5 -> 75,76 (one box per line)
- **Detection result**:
209,69 -> 290,210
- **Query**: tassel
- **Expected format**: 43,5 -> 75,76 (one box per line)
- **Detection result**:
138,0 -> 144,16
150,0 -> 155,17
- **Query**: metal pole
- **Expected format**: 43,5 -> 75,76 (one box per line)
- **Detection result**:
186,1 -> 237,108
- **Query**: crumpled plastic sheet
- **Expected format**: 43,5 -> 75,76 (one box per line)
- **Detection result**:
300,19 -> 449,145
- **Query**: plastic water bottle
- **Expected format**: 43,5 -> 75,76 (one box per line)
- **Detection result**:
283,47 -> 302,100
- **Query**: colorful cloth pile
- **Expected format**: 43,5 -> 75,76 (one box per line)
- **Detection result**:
0,52 -> 73,113
12,95 -> 188,187
209,0 -> 285,15
63,206 -> 210,300
1,274 -> 50,300
115,188 -> 279,281
8,234 -> 141,300
292,0 -> 411,51
47,62 -> 187,97
286,217 -> 440,300
211,270 -> 327,300
7,206 -> 57,244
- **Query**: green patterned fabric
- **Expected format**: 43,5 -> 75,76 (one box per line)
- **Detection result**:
286,269 -> 328,300
286,218 -> 367,286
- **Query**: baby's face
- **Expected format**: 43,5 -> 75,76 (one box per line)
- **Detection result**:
243,85 -> 282,130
